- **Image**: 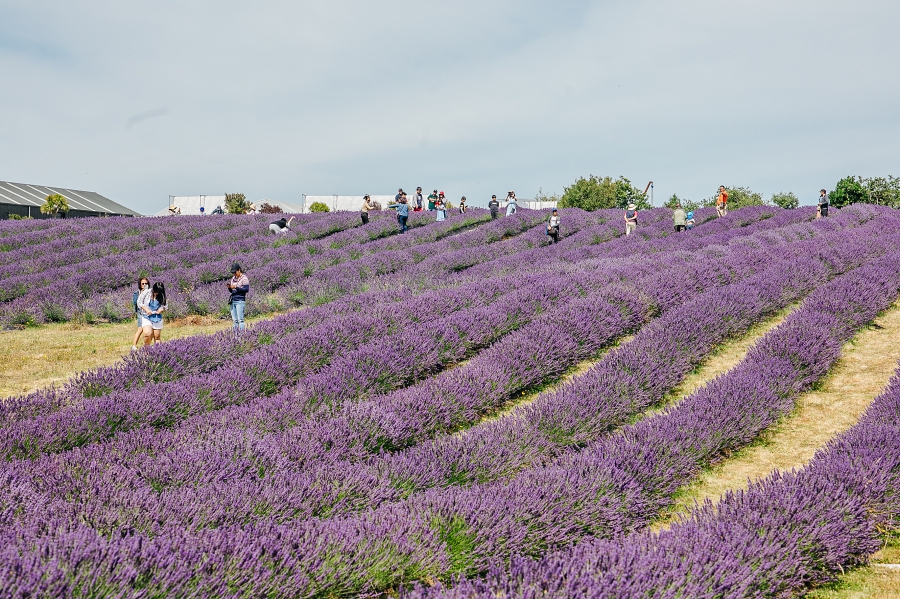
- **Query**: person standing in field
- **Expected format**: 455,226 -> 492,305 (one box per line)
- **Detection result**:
414,187 -> 424,212
624,203 -> 638,236
716,185 -> 728,217
686,211 -> 696,230
435,194 -> 447,222
132,277 -> 151,351
505,191 -> 518,216
547,209 -> 561,244
388,193 -> 410,233
269,216 -> 294,235
673,203 -> 687,232
360,194 -> 374,225
458,196 -> 467,213
428,189 -> 438,211
818,188 -> 830,217
145,282 -> 167,345
488,195 -> 500,219
227,263 -> 250,334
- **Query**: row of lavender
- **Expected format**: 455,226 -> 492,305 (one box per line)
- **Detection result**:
0,204 -> 794,441
0,209 -> 464,323
0,212 -> 854,550
0,211 -> 369,296
6,206 -> 603,325
0,207 -> 890,596
0,203 -> 688,414
412,322 -> 900,599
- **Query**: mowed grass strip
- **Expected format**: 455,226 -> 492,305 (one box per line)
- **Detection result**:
650,301 -> 900,597
0,314 -> 281,398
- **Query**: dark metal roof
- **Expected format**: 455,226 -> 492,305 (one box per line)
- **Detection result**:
0,181 -> 142,216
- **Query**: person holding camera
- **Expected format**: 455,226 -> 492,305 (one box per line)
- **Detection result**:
227,263 -> 250,333
505,191 -> 518,216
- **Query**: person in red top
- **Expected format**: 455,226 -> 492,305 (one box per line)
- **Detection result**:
716,185 -> 728,217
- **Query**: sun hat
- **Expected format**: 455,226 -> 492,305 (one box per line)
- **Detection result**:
439,191 -> 445,196
687,211 -> 694,218
627,203 -> 636,210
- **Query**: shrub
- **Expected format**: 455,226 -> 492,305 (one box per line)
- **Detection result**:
40,194 -> 69,215
559,175 -> 649,211
771,191 -> 799,209
7,214 -> 32,220
309,202 -> 330,213
830,176 -> 867,209
259,202 -> 283,214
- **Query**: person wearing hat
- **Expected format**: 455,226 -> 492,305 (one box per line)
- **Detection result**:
458,196 -> 467,213
488,194 -> 500,219
395,188 -> 404,203
505,191 -> 518,216
360,194 -> 374,225
686,210 -> 696,230
624,203 -> 638,236
428,189 -> 438,211
547,209 -> 561,244
227,263 -> 250,333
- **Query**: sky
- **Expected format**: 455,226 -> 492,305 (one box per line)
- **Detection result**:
1,0 -> 898,213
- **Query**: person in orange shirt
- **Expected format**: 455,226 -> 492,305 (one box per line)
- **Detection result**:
716,185 -> 728,217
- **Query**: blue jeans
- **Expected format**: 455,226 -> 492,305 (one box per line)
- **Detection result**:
230,300 -> 246,332
398,214 -> 408,233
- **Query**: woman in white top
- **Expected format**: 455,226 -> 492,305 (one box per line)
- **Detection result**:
505,191 -> 518,216
132,278 -> 151,351
547,209 -> 561,244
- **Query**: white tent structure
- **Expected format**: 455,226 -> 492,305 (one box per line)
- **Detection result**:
303,195 -> 395,213
156,196 -> 304,216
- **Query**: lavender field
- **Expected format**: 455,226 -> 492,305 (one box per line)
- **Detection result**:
2,205 -> 900,598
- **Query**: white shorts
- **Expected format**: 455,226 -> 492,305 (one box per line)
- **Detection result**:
140,316 -> 162,329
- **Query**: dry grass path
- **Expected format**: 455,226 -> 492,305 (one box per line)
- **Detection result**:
650,302 -> 900,598
0,314 -> 278,398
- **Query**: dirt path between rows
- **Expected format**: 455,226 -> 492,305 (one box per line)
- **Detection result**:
648,302 -> 900,598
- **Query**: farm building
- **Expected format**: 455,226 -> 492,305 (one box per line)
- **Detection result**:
0,181 -> 141,219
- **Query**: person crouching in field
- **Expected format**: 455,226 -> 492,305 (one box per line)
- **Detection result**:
132,277 -> 151,351
269,216 -> 294,235
227,263 -> 250,334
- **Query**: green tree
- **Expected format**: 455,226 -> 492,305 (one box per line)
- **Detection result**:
309,201 -> 330,213
771,191 -> 799,210
701,186 -> 765,210
225,192 -> 250,214
40,193 -> 69,215
559,175 -> 649,211
865,175 -> 900,207
829,176 -> 867,209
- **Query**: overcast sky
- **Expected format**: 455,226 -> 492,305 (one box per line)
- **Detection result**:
1,0 -> 898,213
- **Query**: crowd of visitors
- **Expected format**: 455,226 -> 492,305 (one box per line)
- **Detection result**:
137,184 -> 830,349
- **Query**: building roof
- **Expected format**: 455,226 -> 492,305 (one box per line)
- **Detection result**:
0,181 -> 142,216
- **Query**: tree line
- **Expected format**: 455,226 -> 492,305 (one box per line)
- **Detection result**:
545,174 -> 900,212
